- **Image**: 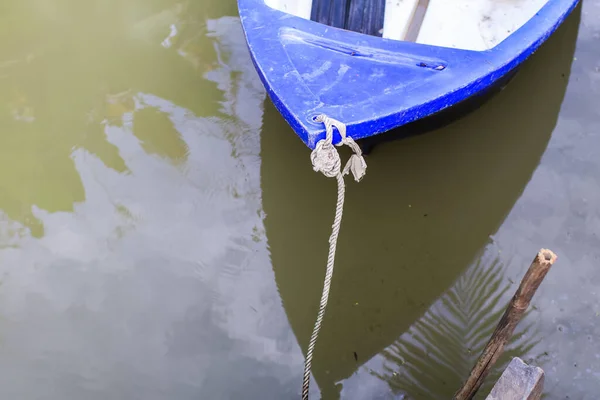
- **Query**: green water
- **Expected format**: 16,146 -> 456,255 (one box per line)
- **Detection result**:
0,1 -> 598,399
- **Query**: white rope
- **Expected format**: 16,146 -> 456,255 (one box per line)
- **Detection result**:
302,115 -> 367,400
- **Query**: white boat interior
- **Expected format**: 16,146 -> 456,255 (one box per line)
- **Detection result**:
263,0 -> 551,51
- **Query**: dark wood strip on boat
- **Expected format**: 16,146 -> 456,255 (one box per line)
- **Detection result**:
311,0 -> 384,37
311,0 -> 333,27
330,0 -> 351,29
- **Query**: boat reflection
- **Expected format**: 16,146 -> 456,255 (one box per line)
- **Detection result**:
260,4 -> 580,398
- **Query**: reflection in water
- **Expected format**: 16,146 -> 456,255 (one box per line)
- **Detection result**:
0,5 -> 306,399
0,0 -> 252,235
0,0 -> 587,398
355,8 -> 582,399
261,4 -> 579,398
372,252 -> 542,399
0,1 -> 228,237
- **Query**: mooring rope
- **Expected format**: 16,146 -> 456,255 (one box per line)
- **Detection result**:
302,115 -> 367,400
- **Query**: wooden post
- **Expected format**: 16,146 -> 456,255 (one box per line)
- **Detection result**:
485,357 -> 544,400
454,248 -> 557,400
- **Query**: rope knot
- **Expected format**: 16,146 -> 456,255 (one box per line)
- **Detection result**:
310,140 -> 341,177
310,115 -> 367,182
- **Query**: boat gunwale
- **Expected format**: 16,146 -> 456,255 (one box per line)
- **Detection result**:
238,0 -> 581,148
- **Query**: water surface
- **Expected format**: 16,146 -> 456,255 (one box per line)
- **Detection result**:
0,1 -> 598,399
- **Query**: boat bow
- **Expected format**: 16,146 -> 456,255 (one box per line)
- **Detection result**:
238,0 -> 579,148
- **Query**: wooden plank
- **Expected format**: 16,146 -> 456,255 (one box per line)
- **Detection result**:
382,0 -> 420,41
404,0 -> 430,42
364,0 -> 385,37
415,0 -> 551,50
486,357 -> 544,400
311,0 -> 333,26
454,249 -> 557,400
329,0 -> 350,30
265,0 -> 313,19
310,0 -> 385,37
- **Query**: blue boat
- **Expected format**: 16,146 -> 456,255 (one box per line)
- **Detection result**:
237,0 -> 580,149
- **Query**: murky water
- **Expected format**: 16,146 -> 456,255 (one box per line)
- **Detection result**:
0,1 -> 598,399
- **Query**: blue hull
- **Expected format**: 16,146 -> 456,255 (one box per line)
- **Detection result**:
238,0 -> 580,149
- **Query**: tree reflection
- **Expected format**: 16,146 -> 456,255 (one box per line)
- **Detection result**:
0,14 -> 302,399
372,252 -> 547,399
0,0 -> 233,236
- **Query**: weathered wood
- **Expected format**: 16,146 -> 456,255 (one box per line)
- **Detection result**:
310,0 -> 385,37
454,249 -> 557,400
485,357 -> 544,400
